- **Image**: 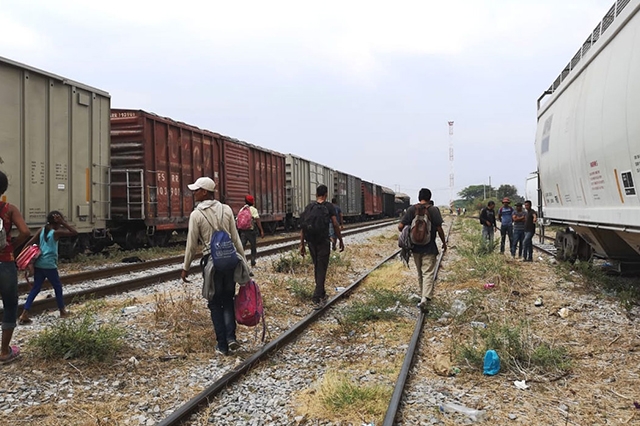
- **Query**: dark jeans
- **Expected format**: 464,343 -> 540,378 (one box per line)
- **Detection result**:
511,229 -> 525,257
0,262 -> 18,330
500,224 -> 513,253
240,229 -> 257,266
523,231 -> 535,261
206,268 -> 237,352
308,239 -> 331,302
24,267 -> 65,311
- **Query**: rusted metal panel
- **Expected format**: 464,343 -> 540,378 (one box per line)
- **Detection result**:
362,180 -> 383,217
110,109 -> 225,231
222,140 -> 250,214
248,146 -> 286,223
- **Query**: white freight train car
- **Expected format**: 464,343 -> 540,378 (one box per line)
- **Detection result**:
535,0 -> 640,264
0,56 -> 111,255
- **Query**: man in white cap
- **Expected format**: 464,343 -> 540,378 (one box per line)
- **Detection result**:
181,177 -> 247,356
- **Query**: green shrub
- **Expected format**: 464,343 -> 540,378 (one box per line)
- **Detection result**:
454,320 -> 571,374
30,312 -> 125,362
287,277 -> 315,301
272,250 -> 310,273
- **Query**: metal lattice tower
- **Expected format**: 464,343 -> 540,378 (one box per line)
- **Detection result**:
448,121 -> 454,206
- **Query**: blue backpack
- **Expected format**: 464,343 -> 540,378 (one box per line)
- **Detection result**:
201,207 -> 238,271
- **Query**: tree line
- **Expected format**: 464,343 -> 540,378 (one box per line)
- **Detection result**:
452,184 -> 524,212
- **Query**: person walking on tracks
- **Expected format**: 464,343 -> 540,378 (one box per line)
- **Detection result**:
329,198 -> 344,251
181,177 -> 247,356
479,201 -> 497,249
19,211 -> 77,324
522,200 -> 537,262
399,188 -> 447,312
0,171 -> 30,364
300,185 -> 344,309
511,202 -> 526,258
237,195 -> 264,270
497,197 -> 514,254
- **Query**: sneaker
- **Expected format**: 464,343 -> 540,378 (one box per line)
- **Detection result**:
228,340 -> 241,351
312,297 -> 327,310
215,346 -> 229,356
417,298 -> 431,313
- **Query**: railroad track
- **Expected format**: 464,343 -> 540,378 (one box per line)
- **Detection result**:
4,220 -> 398,316
154,220 -> 453,426
382,220 -> 453,425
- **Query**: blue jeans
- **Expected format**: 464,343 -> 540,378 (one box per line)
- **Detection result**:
512,229 -> 525,257
500,224 -> 513,253
24,267 -> 65,311
482,225 -> 495,248
207,268 -> 237,352
523,231 -> 535,261
0,262 -> 18,330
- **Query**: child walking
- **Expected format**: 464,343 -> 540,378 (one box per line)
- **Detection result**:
19,211 -> 77,324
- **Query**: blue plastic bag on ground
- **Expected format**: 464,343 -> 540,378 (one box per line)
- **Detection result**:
483,349 -> 500,375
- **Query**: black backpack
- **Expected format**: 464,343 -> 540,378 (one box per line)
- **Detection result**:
302,202 -> 330,243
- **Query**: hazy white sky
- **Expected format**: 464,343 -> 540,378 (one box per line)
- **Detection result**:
0,0 -> 615,203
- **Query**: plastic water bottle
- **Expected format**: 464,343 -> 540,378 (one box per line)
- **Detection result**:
470,321 -> 486,328
439,402 -> 487,422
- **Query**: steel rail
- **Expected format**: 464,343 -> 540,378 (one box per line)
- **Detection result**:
157,249 -> 402,426
4,221 -> 397,316
382,219 -> 454,426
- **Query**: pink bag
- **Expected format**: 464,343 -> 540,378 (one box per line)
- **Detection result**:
16,244 -> 41,271
234,280 -> 266,341
16,244 -> 41,285
236,206 -> 253,231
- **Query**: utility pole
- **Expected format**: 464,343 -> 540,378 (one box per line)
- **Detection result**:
489,176 -> 492,200
448,121 -> 454,207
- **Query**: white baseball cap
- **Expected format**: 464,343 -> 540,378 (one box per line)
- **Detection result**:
187,177 -> 216,192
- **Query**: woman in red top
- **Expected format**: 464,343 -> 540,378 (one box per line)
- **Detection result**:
0,171 -> 31,363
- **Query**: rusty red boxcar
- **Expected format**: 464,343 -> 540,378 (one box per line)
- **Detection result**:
109,109 -> 285,248
361,180 -> 383,218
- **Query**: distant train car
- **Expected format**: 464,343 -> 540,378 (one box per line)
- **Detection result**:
381,186 -> 396,218
0,56 -> 110,256
333,170 -> 362,222
395,193 -> 411,216
109,109 -> 285,248
285,154 -> 334,228
361,180 -> 383,219
534,0 -> 640,265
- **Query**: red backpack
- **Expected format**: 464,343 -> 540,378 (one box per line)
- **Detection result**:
235,280 -> 266,341
236,206 -> 253,231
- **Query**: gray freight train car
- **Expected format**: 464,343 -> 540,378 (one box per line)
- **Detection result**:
285,154 -> 334,228
0,56 -> 110,255
333,170 -> 362,221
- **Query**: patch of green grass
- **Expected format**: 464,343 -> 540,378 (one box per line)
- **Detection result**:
320,375 -> 391,413
286,277 -> 315,301
454,320 -> 571,374
369,288 -> 411,307
329,251 -> 351,269
272,250 -> 311,273
336,288 -> 408,335
30,312 -> 124,362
